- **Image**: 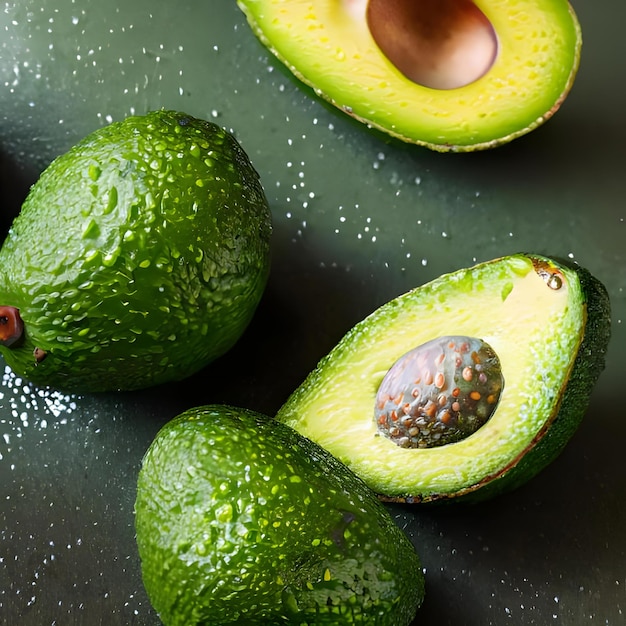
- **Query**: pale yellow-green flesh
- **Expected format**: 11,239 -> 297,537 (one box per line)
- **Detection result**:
238,0 -> 581,150
277,256 -> 585,498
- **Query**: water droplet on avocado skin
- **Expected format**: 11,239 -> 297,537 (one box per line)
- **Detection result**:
87,163 -> 101,181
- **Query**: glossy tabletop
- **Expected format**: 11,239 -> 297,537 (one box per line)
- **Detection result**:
0,1 -> 624,624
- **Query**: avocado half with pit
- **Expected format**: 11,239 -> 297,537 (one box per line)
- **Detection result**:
276,254 -> 611,502
237,0 -> 582,151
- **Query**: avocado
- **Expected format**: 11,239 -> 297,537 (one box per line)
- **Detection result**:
134,405 -> 425,625
237,0 -> 582,151
276,254 -> 611,502
0,110 -> 272,392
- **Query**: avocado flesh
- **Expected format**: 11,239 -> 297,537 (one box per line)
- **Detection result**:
135,405 -> 424,625
276,254 -> 611,502
0,110 -> 271,392
237,0 -> 582,151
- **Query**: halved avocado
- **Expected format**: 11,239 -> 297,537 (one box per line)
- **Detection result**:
237,0 -> 582,151
276,254 -> 611,502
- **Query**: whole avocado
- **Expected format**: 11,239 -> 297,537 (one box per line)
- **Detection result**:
135,405 -> 425,625
0,110 -> 271,392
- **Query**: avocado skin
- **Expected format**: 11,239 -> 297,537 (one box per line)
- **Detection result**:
135,405 -> 424,625
0,110 -> 271,392
453,260 -> 611,503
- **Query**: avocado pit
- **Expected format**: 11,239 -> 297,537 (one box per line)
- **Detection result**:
366,0 -> 498,90
375,335 -> 504,448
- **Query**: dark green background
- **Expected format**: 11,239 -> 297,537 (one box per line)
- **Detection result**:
0,1 -> 623,624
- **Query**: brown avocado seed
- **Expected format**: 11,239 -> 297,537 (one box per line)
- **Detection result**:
0,306 -> 24,348
366,0 -> 498,90
375,335 -> 504,448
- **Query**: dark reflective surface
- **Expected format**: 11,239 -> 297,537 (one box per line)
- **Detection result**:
1,1 -> 624,624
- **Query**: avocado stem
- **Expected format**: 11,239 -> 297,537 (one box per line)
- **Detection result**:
366,0 -> 498,90
0,306 -> 24,348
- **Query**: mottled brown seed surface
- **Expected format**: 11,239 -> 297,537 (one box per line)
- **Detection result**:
375,335 -> 504,448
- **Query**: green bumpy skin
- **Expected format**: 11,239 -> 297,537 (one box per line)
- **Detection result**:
0,110 -> 271,392
276,254 -> 611,502
237,0 -> 582,151
135,405 -> 424,625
